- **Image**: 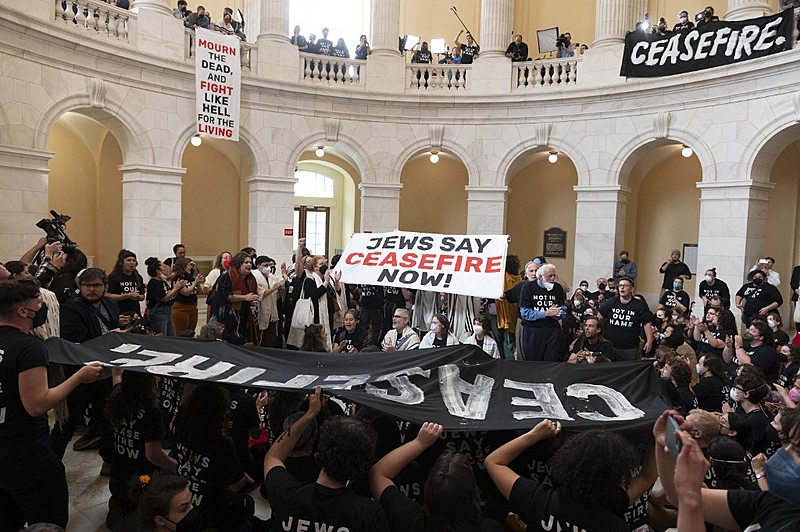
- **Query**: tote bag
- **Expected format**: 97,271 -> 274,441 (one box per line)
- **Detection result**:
287,282 -> 314,348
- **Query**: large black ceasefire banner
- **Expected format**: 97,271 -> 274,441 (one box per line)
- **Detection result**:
45,334 -> 669,434
621,11 -> 793,77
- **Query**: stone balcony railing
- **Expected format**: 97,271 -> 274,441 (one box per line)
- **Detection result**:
405,64 -> 471,90
298,52 -> 365,85
513,57 -> 582,89
55,0 -> 134,42
185,28 -> 255,71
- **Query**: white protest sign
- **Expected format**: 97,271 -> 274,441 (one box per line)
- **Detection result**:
195,28 -> 240,141
334,231 -> 508,299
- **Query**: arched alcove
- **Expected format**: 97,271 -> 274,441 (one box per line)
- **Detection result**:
399,152 -> 468,233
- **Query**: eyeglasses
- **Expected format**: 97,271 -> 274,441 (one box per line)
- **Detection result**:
81,282 -> 105,289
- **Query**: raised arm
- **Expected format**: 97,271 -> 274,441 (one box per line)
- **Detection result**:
264,386 -> 325,473
369,422 -> 442,500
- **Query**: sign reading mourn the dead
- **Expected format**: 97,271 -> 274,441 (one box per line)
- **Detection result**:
334,231 -> 508,298
620,11 -> 793,78
195,28 -> 240,141
46,334 -> 670,433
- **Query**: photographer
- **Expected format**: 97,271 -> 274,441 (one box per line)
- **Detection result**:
20,237 -> 66,290
555,32 -> 575,58
505,34 -> 528,61
696,6 -> 720,27
652,17 -> 670,36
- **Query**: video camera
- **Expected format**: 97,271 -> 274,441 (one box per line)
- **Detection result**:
695,11 -> 705,21
556,36 -> 567,48
36,210 -> 78,252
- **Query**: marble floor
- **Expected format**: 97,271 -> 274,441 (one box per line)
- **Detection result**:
63,435 -> 273,531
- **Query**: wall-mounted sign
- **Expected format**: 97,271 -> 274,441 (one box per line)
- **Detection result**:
543,227 -> 567,259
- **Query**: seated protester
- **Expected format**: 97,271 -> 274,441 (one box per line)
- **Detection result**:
731,369 -> 779,457
570,291 -> 587,321
694,354 -> 731,412
723,319 -> 780,383
129,474 -> 199,532
693,307 -> 736,359
301,323 -> 330,353
222,385 -> 264,484
264,387 -> 391,532
661,357 -> 697,416
464,315 -> 499,358
485,421 -> 657,532
706,435 -> 756,490
175,385 -> 254,532
369,422 -> 505,532
332,309 -> 369,353
659,277 -> 690,317
653,408 -> 800,532
568,316 -> 615,362
661,324 -> 698,382
280,411 -> 320,484
776,344 -> 800,390
766,311 -> 790,348
104,371 -> 176,530
381,308 -> 420,351
419,313 -> 460,348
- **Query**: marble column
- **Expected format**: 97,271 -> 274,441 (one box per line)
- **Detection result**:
130,0 -> 184,60
593,0 -> 647,48
257,0 -> 289,42
359,183 -> 403,232
479,0 -> 514,58
119,164 -> 185,263
247,175 -> 296,258
370,0 -> 401,57
466,186 -> 509,234
695,179 -> 774,298
724,0 -> 772,21
0,145 -> 53,259
572,184 -> 630,287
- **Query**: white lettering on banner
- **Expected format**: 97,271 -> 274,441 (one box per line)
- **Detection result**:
110,348 -> 182,367
335,231 -> 508,299
365,367 -> 430,404
111,343 -> 141,353
323,374 -> 371,390
629,17 -> 786,66
566,383 -> 645,421
195,28 -> 240,141
504,380 -> 575,421
217,367 -> 267,384
146,355 -> 234,379
251,374 -> 319,389
438,364 -> 495,420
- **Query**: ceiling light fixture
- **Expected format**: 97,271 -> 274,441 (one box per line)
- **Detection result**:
315,146 -> 325,157
429,151 -> 439,164
190,134 -> 202,147
681,145 -> 693,158
548,151 -> 558,163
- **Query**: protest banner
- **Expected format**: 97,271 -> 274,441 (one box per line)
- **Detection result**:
46,334 -> 669,434
620,11 -> 793,77
334,231 -> 508,299
195,28 -> 240,141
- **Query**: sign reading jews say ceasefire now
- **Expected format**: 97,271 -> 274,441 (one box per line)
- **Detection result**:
195,28 -> 241,141
334,231 -> 508,299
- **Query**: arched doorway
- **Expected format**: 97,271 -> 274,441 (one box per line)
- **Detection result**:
399,152 -> 468,233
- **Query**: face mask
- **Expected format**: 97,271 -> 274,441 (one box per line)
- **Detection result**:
753,278 -> 764,286
30,302 -> 49,329
742,331 -> 754,342
704,275 -> 713,283
429,323 -> 441,334
679,16 -> 687,23
767,318 -> 776,329
167,508 -> 203,532
789,387 -> 800,403
580,285 -> 588,291
764,448 -> 800,507
543,281 -> 555,291
672,314 -> 679,321
472,325 -> 483,336
696,364 -> 704,376
598,283 -> 606,290
653,317 -> 663,327
573,299 -> 582,307
673,282 -> 682,290
729,388 -> 740,402
318,264 -> 328,275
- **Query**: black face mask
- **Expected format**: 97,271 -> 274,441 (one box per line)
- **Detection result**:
31,302 -> 49,329
318,264 -> 328,275
653,317 -> 663,328
753,278 -> 764,286
167,508 -> 203,532
598,283 -> 607,291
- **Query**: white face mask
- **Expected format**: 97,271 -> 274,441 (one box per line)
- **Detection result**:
729,388 -> 740,402
704,275 -> 713,283
767,318 -> 777,329
543,281 -> 555,291
573,299 -> 582,307
472,325 -> 483,336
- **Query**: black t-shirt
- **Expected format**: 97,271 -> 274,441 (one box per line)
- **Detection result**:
519,281 -> 565,328
569,337 -> 615,361
509,478 -> 630,532
693,375 -> 728,412
317,38 -> 333,54
107,271 -> 145,315
412,50 -> 432,63
736,282 -> 783,317
659,290 -> 690,312
698,279 -> 730,304
332,325 -> 369,352
746,344 -> 781,383
505,41 -> 528,60
175,435 -> 245,521
379,485 -> 505,532
696,327 -> 734,357
173,272 -> 198,305
599,297 -> 654,349
0,327 -> 50,442
146,277 -> 174,308
777,362 -> 799,389
109,401 -> 165,488
266,467 -> 391,532
224,388 -> 260,469
772,329 -> 790,348
745,408 -> 775,456
359,285 -> 384,309
660,261 -> 691,289
384,286 -> 406,306
728,488 -> 800,530
291,35 -> 308,48
460,43 -> 479,64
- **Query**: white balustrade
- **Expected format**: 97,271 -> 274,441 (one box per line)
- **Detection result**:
513,57 -> 582,90
299,53 -> 364,85
55,0 -> 133,42
406,64 -> 470,90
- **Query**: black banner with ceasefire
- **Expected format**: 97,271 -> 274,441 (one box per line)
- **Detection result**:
621,11 -> 793,78
45,334 -> 669,434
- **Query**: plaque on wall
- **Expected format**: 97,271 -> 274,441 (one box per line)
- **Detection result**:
543,227 -> 567,259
